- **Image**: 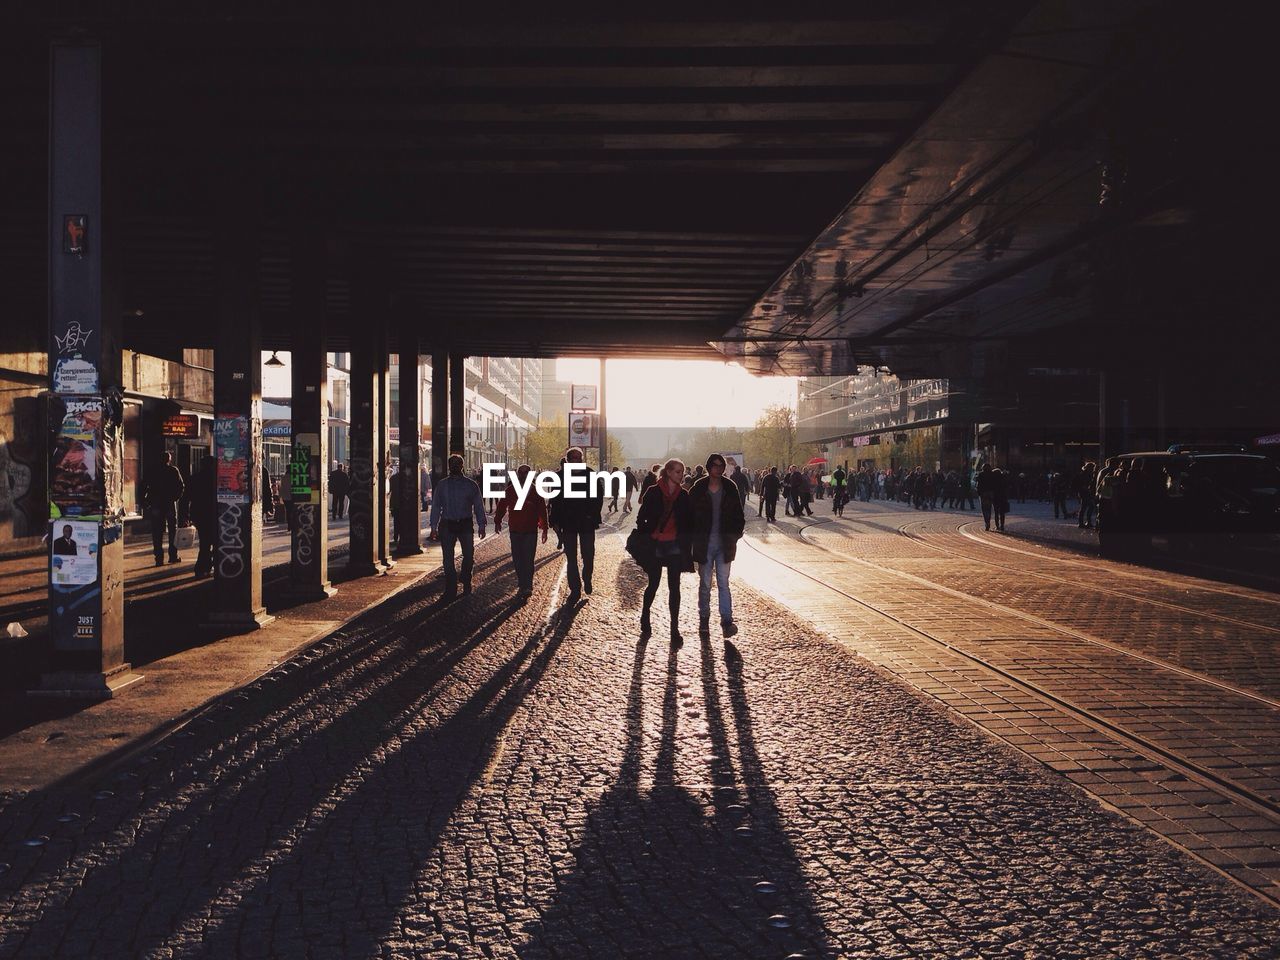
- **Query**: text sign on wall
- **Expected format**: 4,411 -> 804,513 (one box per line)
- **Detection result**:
161,414 -> 200,438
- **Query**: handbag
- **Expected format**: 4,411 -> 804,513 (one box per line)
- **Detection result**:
629,495 -> 679,566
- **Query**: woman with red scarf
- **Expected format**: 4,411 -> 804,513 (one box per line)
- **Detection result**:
633,458 -> 694,644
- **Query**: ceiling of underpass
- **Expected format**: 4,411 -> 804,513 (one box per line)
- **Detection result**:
2,2 -> 1272,381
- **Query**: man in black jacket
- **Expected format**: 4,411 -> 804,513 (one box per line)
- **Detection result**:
143,451 -> 185,566
548,446 -> 604,601
762,467 -> 782,522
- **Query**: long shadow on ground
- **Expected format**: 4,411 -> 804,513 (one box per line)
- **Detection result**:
0,549 -> 570,958
516,637 -> 835,958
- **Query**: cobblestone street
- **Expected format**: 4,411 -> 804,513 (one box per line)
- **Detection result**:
2,506 -> 1279,958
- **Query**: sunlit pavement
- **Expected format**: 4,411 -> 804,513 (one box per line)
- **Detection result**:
1,506 -> 1279,958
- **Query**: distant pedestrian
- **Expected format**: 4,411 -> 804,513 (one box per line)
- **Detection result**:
143,451 -> 185,566
635,458 -> 693,644
1078,462 -> 1098,528
548,446 -> 603,602
976,463 -> 996,531
330,463 -> 350,519
189,453 -> 217,578
728,459 -> 749,510
607,466 -> 620,514
831,464 -> 846,515
762,467 -> 781,522
623,466 -> 637,513
690,454 -> 745,641
494,464 -> 548,602
428,454 -> 487,601
639,463 -> 660,502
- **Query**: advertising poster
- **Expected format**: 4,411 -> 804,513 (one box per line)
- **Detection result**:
52,316 -> 99,393
290,433 -> 320,504
215,414 -> 250,504
724,453 -> 746,474
568,413 -> 595,448
50,519 -> 99,586
49,397 -> 104,518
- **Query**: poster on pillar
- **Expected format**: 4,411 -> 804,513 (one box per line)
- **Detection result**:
291,433 -> 320,505
569,413 -> 595,449
214,414 -> 250,504
49,397 -> 104,519
52,317 -> 99,395
50,520 -> 99,586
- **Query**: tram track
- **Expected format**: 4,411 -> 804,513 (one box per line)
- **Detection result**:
741,517 -> 1280,833
949,519 -> 1280,612
804,517 -> 1280,709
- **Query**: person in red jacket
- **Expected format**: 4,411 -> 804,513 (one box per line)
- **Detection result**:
493,463 -> 549,602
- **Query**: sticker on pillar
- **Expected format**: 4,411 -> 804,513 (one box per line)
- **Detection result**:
290,433 -> 320,505
62,215 -> 87,255
53,317 -> 98,393
569,413 -> 595,448
214,415 -> 250,504
50,520 -> 99,586
50,398 -> 104,519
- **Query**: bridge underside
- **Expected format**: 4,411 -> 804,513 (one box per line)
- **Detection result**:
5,3 -> 1267,380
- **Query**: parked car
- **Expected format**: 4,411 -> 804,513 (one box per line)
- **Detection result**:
1097,448 -> 1280,554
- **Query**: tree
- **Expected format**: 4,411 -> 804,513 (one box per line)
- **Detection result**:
511,416 -> 625,472
743,404 -> 821,472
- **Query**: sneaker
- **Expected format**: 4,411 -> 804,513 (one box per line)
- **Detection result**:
721,620 -> 738,638
670,628 -> 683,647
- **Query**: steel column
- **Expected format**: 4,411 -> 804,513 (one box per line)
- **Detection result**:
207,192 -> 271,630
287,231 -> 334,599
346,260 -> 384,577
396,327 -> 423,555
374,311 -> 394,570
40,41 -> 139,696
431,349 -> 449,481
449,352 -> 465,456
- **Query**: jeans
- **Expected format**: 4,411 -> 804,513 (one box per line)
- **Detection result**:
764,497 -> 777,521
439,519 -> 474,593
332,493 -> 346,518
561,527 -> 595,592
510,530 -> 537,592
149,504 -> 178,560
698,541 -> 733,622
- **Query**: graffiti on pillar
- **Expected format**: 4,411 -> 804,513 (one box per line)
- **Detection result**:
348,455 -> 372,545
49,396 -> 104,519
296,503 -> 316,566
214,414 -> 249,504
216,501 -> 245,579
52,316 -> 99,394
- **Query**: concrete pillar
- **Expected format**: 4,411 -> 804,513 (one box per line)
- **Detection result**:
346,260 -> 384,577
449,352 -> 465,456
375,314 -> 394,570
396,326 -> 422,556
40,40 -> 140,696
287,231 -> 334,599
431,348 -> 449,482
598,357 -> 607,469
207,198 -> 272,630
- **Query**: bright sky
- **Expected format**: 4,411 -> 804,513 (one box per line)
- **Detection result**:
557,358 -> 796,428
